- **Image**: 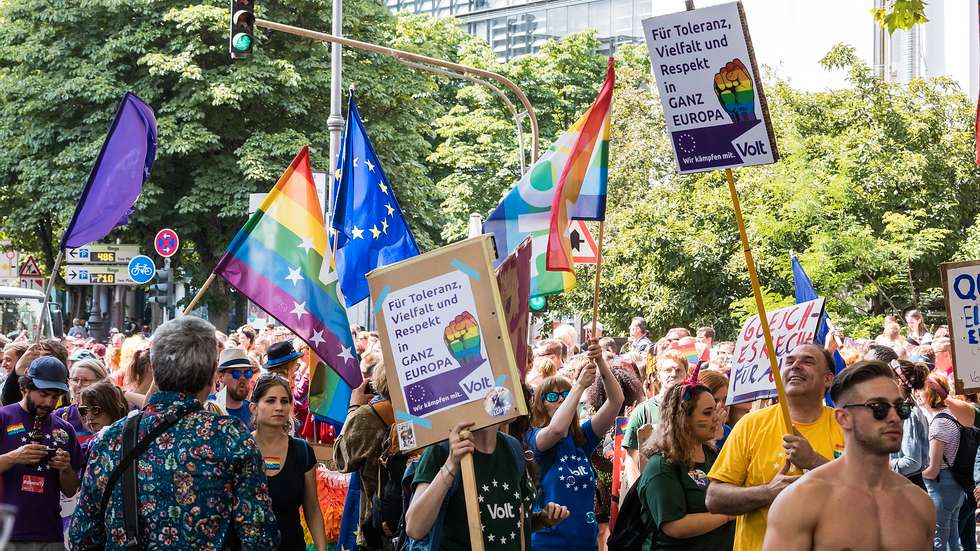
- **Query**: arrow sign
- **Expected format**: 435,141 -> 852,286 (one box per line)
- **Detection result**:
569,220 -> 598,264
65,265 -> 138,286
65,244 -> 140,264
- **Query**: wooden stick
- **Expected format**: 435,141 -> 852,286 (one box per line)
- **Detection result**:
180,273 -> 218,316
591,221 -> 606,338
35,249 -> 64,342
460,454 -> 485,551
724,168 -> 793,434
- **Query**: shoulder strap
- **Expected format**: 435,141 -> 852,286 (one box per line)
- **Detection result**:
121,412 -> 142,549
369,400 -> 395,426
100,404 -> 203,515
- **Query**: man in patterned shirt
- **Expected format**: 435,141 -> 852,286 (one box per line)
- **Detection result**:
69,316 -> 279,550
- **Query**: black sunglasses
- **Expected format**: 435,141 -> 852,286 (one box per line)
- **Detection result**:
842,400 -> 913,421
543,390 -> 570,403
78,405 -> 103,418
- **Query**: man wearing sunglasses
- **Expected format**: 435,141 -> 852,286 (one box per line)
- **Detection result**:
218,348 -> 255,427
763,360 -> 934,551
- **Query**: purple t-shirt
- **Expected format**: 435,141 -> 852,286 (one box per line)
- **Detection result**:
54,403 -> 93,446
0,403 -> 84,542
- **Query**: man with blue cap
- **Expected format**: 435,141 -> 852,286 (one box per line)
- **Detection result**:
0,356 -> 84,550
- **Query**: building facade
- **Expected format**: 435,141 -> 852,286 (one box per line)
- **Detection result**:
386,0 -> 652,59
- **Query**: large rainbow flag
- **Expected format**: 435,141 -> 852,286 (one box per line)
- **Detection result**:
546,58 -> 614,276
213,146 -> 360,423
484,58 -> 613,297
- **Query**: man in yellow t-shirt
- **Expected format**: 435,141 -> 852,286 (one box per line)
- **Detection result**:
706,342 -> 844,551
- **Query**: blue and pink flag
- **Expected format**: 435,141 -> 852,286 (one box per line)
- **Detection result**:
61,92 -> 157,249
214,146 -> 361,423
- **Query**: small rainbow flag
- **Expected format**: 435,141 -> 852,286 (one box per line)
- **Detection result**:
6,423 -> 24,435
264,456 -> 282,471
546,58 -> 614,278
213,146 -> 358,425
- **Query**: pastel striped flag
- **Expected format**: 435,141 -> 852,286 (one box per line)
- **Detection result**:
546,58 -> 614,276
484,58 -> 612,298
214,146 -> 361,423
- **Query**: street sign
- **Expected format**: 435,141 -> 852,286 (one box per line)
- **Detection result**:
65,265 -> 136,286
570,220 -> 599,264
17,255 -> 44,290
65,244 -> 140,264
154,228 -> 180,258
127,255 -> 157,285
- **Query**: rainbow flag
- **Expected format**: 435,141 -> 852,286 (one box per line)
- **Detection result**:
546,58 -> 614,275
484,58 -> 612,297
213,146 -> 360,424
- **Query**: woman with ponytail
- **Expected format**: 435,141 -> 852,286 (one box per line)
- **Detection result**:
889,360 -> 930,490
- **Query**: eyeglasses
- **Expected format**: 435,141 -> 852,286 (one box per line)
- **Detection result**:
224,369 -> 254,380
69,377 -> 97,386
543,390 -> 570,403
77,405 -> 103,418
841,400 -> 913,421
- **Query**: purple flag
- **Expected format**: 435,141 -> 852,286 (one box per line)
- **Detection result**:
61,92 -> 157,249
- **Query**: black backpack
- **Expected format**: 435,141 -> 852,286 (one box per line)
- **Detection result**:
933,412 -> 980,490
606,475 -> 660,551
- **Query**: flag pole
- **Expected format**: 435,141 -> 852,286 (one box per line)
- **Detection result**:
724,168 -> 793,433
590,221 -> 605,339
181,273 -> 218,316
34,249 -> 64,342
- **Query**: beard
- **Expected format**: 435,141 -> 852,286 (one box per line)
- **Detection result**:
852,423 -> 902,455
26,394 -> 52,417
227,382 -> 249,402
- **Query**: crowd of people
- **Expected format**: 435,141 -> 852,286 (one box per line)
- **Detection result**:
0,308 -> 971,550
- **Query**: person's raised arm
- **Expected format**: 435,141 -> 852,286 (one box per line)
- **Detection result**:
405,421 -> 474,540
533,364 -> 596,453
706,461 -> 799,516
586,340 -> 623,437
760,478 -> 818,551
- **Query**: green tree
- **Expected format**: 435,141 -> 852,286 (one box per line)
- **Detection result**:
0,0 -> 448,324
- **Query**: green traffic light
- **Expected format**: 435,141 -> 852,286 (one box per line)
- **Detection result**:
529,296 -> 546,311
232,33 -> 252,51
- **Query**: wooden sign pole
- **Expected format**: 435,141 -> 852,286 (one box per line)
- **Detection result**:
591,221 -> 606,337
724,168 -> 793,433
461,454 -> 485,551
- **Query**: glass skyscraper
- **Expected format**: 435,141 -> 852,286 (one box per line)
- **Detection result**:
386,0 -> 652,60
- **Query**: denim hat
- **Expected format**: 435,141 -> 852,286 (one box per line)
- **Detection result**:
265,341 -> 301,369
28,356 -> 69,392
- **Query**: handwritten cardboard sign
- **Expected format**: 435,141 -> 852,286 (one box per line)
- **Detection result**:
727,298 -> 824,404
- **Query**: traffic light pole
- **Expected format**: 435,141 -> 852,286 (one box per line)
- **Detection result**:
253,18 -> 540,162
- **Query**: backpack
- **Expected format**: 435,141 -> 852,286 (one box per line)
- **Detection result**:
607,477 -> 657,551
359,400 -> 411,550
394,432 -> 526,551
933,412 -> 980,490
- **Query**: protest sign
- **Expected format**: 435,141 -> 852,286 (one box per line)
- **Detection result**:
495,237 -> 532,379
367,235 -> 527,451
641,1 -> 777,174
727,298 -> 824,405
941,260 -> 980,393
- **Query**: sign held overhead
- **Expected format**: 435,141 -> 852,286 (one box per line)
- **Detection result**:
642,1 -> 778,174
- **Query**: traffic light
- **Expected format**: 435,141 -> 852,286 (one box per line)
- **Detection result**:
149,268 -> 173,307
529,296 -> 547,315
229,0 -> 255,59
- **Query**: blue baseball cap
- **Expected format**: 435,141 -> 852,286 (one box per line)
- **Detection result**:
28,356 -> 69,392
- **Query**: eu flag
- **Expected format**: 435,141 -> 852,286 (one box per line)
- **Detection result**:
331,95 -> 419,306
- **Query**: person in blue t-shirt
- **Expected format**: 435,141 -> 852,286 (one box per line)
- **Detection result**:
527,339 -> 623,551
218,348 -> 255,427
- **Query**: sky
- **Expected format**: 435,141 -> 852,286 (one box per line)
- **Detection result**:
649,0 -> 874,91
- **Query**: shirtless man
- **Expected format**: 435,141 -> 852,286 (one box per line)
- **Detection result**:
763,360 -> 934,551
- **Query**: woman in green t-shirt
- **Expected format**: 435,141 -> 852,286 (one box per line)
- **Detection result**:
637,372 -> 735,551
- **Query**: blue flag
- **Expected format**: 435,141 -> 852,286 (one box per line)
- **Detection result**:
61,92 -> 157,249
337,471 -> 361,551
331,95 -> 419,306
791,255 -> 848,380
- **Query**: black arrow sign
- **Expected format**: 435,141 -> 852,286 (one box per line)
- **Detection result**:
68,270 -> 77,279
570,229 -> 584,252
68,249 -> 77,258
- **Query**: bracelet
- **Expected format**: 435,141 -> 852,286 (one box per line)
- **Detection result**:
440,464 -> 455,479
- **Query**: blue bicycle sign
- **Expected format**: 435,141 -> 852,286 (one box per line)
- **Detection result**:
128,255 -> 157,285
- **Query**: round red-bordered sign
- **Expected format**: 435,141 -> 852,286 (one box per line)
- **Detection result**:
154,228 -> 180,258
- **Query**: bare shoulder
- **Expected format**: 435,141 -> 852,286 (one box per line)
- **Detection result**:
892,475 -> 934,520
770,468 -> 834,514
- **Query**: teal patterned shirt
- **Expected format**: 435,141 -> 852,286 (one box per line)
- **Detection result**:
68,391 -> 280,550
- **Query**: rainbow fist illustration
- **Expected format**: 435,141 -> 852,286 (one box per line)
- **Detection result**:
444,312 -> 485,369
713,59 -> 757,122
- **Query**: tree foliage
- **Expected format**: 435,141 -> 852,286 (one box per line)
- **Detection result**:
872,0 -> 928,33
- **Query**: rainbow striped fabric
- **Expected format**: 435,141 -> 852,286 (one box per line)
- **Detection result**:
546,58 -> 614,276
484,59 -> 613,297
214,146 -> 359,424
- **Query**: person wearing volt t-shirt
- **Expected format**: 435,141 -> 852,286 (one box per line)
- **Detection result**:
0,356 -> 84,551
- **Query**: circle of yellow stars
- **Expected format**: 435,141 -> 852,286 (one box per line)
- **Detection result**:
335,157 -> 396,241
